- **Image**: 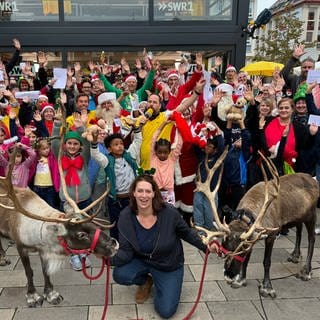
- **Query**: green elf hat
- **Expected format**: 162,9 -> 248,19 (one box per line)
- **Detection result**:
293,83 -> 307,103
64,131 -> 83,145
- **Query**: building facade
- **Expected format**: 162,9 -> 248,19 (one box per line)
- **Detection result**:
0,0 -> 250,70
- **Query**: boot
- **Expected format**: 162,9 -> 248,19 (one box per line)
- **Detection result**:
135,275 -> 153,304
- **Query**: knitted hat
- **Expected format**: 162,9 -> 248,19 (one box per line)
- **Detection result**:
38,94 -> 48,101
124,74 -> 137,82
167,69 -> 179,80
40,102 -> 54,115
98,92 -> 117,105
293,83 -> 307,103
64,131 -> 83,145
225,64 -> 236,73
91,74 -> 100,82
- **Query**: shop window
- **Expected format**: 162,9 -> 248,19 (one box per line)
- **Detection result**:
0,0 -> 60,21
154,0 -> 232,21
64,0 -> 148,21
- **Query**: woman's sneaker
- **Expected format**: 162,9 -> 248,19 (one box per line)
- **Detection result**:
69,255 -> 82,271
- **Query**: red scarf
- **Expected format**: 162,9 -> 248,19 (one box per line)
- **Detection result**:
61,155 -> 84,186
265,118 -> 297,166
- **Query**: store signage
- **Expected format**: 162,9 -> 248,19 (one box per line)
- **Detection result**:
158,2 -> 193,12
0,1 -> 18,12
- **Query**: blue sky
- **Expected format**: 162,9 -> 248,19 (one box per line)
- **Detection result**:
257,0 -> 276,15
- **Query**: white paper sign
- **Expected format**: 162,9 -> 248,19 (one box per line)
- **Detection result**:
306,70 -> 320,84
53,68 -> 67,89
15,90 -> 40,100
308,114 -> 320,126
0,70 -> 3,81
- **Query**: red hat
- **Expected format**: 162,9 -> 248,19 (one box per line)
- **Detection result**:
91,74 -> 100,82
167,69 -> 179,80
25,120 -> 37,132
124,74 -> 137,82
38,94 -> 48,101
225,64 -> 236,73
40,102 -> 54,115
232,94 -> 240,104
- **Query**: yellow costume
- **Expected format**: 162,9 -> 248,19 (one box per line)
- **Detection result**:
140,112 -> 174,170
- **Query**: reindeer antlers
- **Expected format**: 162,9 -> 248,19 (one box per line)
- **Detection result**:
0,147 -> 71,224
194,147 -> 230,234
239,151 -> 280,241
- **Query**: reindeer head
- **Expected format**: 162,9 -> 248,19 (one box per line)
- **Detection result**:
193,151 -> 280,283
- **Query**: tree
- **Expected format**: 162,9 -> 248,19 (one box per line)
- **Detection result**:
254,8 -> 314,64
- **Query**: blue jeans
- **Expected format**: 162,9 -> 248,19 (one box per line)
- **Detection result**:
32,186 -> 58,209
113,258 -> 184,319
107,196 -> 130,240
193,191 -> 218,230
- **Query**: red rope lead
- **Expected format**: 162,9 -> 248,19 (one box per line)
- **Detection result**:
81,257 -> 105,280
182,248 -> 211,320
80,257 -> 111,320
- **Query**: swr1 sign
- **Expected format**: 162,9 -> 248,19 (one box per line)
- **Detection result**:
159,2 -> 193,12
0,1 -> 18,12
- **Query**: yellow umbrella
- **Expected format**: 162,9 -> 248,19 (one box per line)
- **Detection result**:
240,61 -> 284,77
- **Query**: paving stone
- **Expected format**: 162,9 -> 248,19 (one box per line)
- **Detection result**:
13,306 -> 88,320
189,263 -> 226,281
184,250 -> 204,265
217,279 -> 261,300
0,256 -> 19,271
180,281 -> 226,302
0,270 -> 27,287
284,261 -> 320,278
207,300 -> 264,320
112,283 -> 142,305
0,309 -> 15,320
272,236 -> 295,248
249,247 -> 293,263
252,298 -> 320,320
89,305 -> 137,320
137,302 -> 213,320
245,262 -> 294,280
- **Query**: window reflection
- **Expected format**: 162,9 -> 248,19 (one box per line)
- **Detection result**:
64,0 -> 148,21
0,0 -> 60,21
154,0 -> 232,21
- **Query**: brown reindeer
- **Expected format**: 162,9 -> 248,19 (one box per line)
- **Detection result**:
194,152 -> 318,298
0,127 -> 118,307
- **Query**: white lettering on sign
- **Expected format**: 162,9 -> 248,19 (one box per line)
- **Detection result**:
159,2 -> 193,12
0,1 -> 18,12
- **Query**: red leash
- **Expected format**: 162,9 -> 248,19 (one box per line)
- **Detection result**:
81,256 -> 111,320
182,239 -> 245,320
182,247 -> 211,320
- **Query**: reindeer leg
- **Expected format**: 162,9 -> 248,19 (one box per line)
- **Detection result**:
17,245 -> 44,307
259,236 -> 276,298
39,255 -> 63,305
231,251 -> 251,288
0,238 -> 10,266
288,224 -> 302,264
296,213 -> 316,281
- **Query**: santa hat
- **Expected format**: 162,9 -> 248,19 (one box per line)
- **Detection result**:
40,102 -> 54,115
225,64 -> 236,73
98,92 -> 117,105
167,70 -> 179,80
232,94 -> 240,104
38,94 -> 48,101
25,120 -> 37,132
124,74 -> 137,83
91,74 -> 100,82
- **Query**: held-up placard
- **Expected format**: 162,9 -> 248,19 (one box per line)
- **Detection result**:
308,114 -> 320,126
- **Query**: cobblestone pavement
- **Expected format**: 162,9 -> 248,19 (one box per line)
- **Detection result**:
1,219 -> 320,320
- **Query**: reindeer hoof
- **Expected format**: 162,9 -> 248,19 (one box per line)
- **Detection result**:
44,290 -> 64,305
296,270 -> 312,281
231,279 -> 247,288
26,292 -> 44,307
0,256 -> 11,266
287,254 -> 301,264
259,286 -> 277,298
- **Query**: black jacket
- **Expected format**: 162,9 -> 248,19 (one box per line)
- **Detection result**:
111,204 -> 207,271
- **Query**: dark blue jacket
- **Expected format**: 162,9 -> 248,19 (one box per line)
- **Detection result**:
111,204 -> 207,271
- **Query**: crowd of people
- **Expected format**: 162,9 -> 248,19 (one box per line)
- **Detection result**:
1,38 -> 320,318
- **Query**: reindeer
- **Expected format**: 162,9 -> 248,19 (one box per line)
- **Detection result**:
194,151 -> 318,298
0,133 -> 118,307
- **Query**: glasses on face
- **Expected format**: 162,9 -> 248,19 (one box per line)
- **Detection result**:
82,86 -> 91,89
